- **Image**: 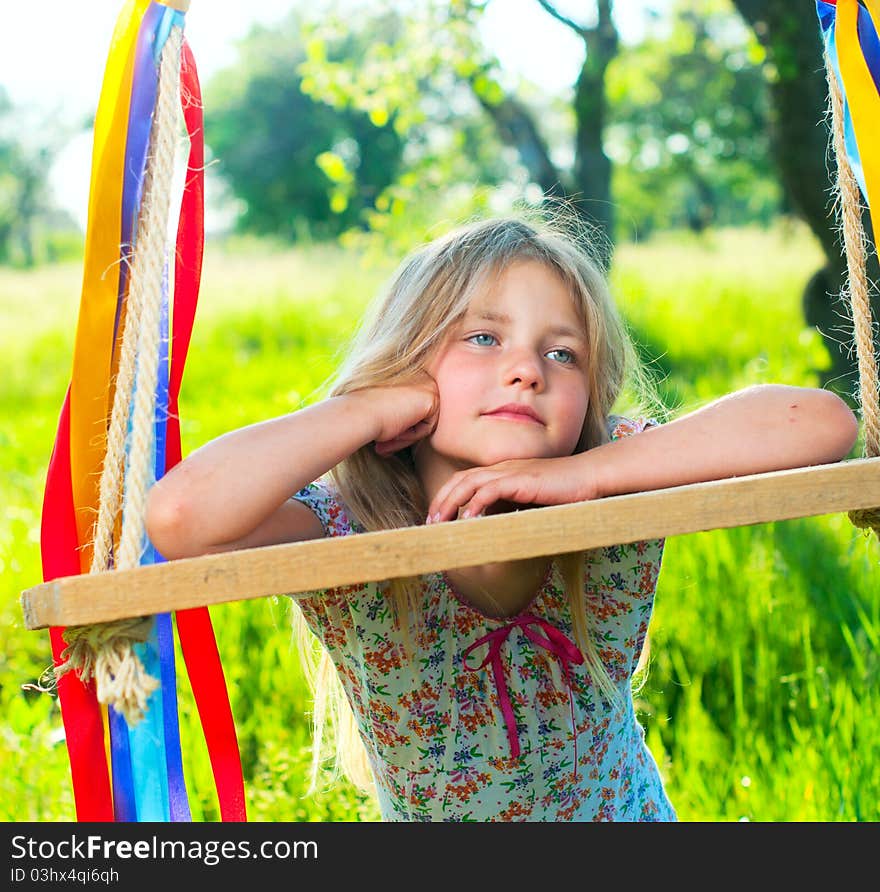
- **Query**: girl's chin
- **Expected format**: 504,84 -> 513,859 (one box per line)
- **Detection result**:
469,447 -> 551,465
424,434 -> 567,468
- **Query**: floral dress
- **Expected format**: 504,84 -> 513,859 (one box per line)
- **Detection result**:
292,416 -> 675,822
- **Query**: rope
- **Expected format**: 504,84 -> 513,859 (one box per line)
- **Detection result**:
117,31 -> 180,574
825,51 -> 880,541
55,26 -> 184,724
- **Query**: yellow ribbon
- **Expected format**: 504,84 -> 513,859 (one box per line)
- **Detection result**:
836,0 -> 880,230
69,0 -> 151,572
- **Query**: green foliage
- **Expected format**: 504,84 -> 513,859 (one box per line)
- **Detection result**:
298,1 -> 516,255
185,0 -> 794,261
608,0 -> 781,239
203,11 -> 405,240
2,222 -> 877,822
289,0 -> 783,254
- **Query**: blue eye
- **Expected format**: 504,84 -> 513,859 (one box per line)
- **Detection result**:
468,333 -> 497,347
547,348 -> 576,365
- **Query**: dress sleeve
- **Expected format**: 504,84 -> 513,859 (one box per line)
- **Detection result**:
606,414 -> 661,441
290,477 -> 364,538
288,478 -> 371,631
585,415 -> 665,681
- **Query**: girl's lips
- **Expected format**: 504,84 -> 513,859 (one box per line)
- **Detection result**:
484,408 -> 544,425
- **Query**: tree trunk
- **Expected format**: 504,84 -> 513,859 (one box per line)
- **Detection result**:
732,0 -> 879,397
471,89 -> 562,198
570,1 -> 618,268
469,2 -> 619,267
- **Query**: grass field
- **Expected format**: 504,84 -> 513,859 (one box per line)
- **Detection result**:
2,221 -> 878,822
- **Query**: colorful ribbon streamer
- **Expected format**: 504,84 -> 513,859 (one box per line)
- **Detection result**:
817,0 -> 880,238
40,0 -> 246,822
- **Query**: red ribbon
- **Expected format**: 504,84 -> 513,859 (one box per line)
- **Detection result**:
463,613 -> 584,774
43,389 -> 114,821
164,37 -> 202,473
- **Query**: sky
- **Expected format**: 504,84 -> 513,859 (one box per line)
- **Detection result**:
0,0 -> 668,226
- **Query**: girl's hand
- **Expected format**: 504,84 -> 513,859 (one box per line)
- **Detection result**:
363,372 -> 441,457
425,454 -> 600,523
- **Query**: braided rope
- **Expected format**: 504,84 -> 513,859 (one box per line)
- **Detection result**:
89,299 -> 139,575
825,51 -> 880,540
56,27 -> 183,724
117,31 -> 181,573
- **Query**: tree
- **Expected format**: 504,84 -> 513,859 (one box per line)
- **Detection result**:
297,2 -> 526,254
474,0 -> 621,260
299,2 -> 779,258
203,11 -> 406,240
299,0 -> 624,265
731,0 -> 877,394
606,1 -> 780,237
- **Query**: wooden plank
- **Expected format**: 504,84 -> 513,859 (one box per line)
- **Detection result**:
20,457 -> 880,630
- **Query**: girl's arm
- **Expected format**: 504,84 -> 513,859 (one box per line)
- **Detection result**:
426,384 -> 859,522
146,377 -> 439,559
594,383 -> 859,498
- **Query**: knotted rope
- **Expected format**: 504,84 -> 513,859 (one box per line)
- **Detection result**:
825,51 -> 880,542
55,25 -> 184,724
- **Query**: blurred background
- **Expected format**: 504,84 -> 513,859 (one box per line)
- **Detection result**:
3,0 -> 879,822
1,0 -> 870,388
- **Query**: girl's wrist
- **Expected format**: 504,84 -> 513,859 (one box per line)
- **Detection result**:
573,442 -> 615,501
335,389 -> 385,445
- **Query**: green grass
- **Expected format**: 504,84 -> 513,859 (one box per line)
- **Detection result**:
2,220 -> 877,822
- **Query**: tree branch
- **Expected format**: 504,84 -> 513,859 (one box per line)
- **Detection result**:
471,86 -> 565,195
533,0 -> 589,40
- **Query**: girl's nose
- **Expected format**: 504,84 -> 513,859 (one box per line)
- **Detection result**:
503,350 -> 545,390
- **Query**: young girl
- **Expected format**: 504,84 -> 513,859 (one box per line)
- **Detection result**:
146,215 -> 858,822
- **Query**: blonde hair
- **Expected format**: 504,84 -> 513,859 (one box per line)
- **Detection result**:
293,210 -> 663,792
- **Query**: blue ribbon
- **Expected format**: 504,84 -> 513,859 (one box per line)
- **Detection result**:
153,5 -> 187,65
856,2 -> 880,95
130,629 -> 170,820
114,2 -> 162,347
153,263 -> 192,822
109,708 -> 137,821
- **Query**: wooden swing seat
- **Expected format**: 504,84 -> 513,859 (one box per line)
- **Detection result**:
21,455 -> 880,631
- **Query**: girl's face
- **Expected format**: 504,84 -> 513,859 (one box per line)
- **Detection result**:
420,259 -> 590,472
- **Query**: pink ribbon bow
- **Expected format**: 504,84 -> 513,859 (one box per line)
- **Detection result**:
462,613 -> 585,772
